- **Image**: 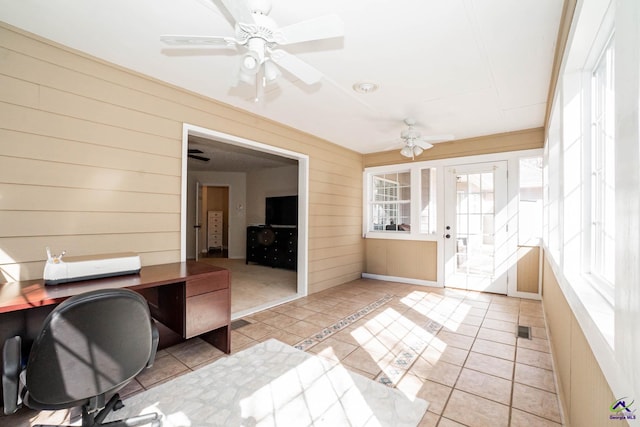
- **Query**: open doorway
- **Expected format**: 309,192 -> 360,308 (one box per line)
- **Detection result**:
197,185 -> 229,259
181,123 -> 309,320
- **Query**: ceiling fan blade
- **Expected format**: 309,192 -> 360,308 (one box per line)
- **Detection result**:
414,140 -> 434,150
274,15 -> 344,45
269,49 -> 323,85
160,35 -> 237,47
220,0 -> 255,25
188,154 -> 210,162
188,148 -> 204,154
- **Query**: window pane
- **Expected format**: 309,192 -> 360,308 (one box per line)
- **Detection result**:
519,157 -> 543,245
369,171 -> 411,232
590,35 -> 615,286
419,168 -> 437,234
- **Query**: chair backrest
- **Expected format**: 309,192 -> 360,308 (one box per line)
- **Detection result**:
24,288 -> 154,408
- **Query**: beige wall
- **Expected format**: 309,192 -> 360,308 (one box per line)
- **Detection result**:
365,239 -> 437,282
0,23 -> 363,293
365,240 -> 541,294
517,246 -> 540,294
542,254 -> 615,426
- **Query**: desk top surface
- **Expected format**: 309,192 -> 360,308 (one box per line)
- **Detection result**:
0,261 -> 228,313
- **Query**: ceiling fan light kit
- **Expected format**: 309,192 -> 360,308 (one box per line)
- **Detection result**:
397,118 -> 453,160
160,0 -> 344,101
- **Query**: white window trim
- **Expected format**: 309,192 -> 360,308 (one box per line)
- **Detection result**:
363,164 -> 437,241
586,30 -> 616,300
364,149 -> 543,293
541,0 -> 640,407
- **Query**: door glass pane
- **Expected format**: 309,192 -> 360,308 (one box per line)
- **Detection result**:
481,173 -> 494,191
482,192 -> 494,213
468,174 -> 481,192
457,175 -> 468,192
454,172 -> 496,279
468,194 -> 482,214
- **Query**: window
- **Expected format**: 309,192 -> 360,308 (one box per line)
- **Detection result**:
519,157 -> 543,246
365,167 -> 437,235
369,171 -> 410,231
419,168 -> 437,234
589,33 -> 615,288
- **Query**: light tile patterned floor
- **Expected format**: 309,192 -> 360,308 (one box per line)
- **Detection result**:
6,279 -> 564,426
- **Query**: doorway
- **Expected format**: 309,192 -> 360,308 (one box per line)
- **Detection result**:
181,123 -> 309,319
443,161 -> 509,294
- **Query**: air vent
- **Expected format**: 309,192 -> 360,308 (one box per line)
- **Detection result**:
517,325 -> 532,340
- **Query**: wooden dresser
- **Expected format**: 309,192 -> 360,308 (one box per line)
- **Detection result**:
246,225 -> 297,270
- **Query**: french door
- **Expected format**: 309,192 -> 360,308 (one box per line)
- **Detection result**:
443,161 -> 509,294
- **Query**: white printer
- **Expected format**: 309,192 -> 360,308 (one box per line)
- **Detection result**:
43,248 -> 141,285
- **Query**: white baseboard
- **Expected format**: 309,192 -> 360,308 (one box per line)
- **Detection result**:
361,273 -> 440,288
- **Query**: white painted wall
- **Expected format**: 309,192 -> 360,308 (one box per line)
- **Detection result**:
246,165 -> 299,225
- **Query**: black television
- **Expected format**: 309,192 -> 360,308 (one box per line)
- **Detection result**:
265,195 -> 298,226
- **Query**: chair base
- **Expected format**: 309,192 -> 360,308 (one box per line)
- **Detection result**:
34,394 -> 160,427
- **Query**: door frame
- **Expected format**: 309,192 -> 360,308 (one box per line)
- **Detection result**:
180,123 -> 309,299
442,160 -> 510,294
363,149 -> 542,297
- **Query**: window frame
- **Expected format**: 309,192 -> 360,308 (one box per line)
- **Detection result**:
587,31 -> 616,297
369,171 -> 411,232
363,164 -> 439,240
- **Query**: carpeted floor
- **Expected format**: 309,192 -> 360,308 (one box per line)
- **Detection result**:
197,258 -> 297,314
108,339 -> 429,426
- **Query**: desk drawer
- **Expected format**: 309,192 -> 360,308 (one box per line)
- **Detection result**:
186,274 -> 228,297
185,288 -> 229,338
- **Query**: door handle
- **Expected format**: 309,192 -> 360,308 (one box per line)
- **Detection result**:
445,234 -> 451,239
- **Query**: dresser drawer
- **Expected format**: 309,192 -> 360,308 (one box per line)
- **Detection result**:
186,274 -> 228,297
185,288 -> 229,338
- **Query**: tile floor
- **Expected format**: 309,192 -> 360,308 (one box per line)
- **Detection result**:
8,278 -> 564,426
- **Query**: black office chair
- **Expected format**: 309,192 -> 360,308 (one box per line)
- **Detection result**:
2,288 -> 160,426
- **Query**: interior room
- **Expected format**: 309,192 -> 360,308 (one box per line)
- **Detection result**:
185,135 -> 300,317
0,0 -> 638,426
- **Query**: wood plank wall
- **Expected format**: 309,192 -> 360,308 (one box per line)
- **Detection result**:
0,23 -> 364,293
542,254 -> 615,426
365,239 -> 437,282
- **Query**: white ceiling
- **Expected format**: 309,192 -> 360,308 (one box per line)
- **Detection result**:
0,0 -> 563,155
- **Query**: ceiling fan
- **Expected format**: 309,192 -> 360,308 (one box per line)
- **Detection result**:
397,118 -> 454,160
160,0 -> 344,97
188,148 -> 210,162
